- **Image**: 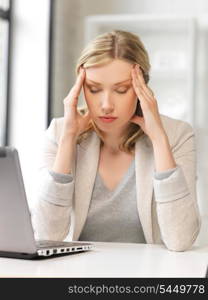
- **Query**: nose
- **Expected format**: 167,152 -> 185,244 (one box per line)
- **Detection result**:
100,93 -> 114,114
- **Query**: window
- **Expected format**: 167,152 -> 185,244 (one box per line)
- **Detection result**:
0,0 -> 11,146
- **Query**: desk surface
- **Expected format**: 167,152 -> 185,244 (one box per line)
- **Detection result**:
0,242 -> 208,278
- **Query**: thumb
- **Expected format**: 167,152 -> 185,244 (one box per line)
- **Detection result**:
83,110 -> 91,120
82,110 -> 91,127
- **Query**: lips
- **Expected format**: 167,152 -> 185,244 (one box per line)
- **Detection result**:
99,117 -> 117,123
99,116 -> 117,119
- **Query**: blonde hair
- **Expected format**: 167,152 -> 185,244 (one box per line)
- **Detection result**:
75,30 -> 151,154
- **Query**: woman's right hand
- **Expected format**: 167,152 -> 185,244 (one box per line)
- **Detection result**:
62,68 -> 91,138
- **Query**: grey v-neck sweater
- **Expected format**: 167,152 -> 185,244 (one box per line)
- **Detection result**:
49,160 -> 176,243
79,158 -> 145,243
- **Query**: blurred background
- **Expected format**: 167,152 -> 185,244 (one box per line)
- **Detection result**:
0,0 -> 208,246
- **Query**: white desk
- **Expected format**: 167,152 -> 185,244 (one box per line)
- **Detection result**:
0,242 -> 208,278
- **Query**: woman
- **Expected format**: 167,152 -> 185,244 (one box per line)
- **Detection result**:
33,30 -> 201,251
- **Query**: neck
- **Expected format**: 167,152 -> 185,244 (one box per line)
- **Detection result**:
101,135 -> 122,154
100,124 -> 130,154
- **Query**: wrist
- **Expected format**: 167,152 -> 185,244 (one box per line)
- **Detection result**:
152,131 -> 168,147
60,133 -> 77,144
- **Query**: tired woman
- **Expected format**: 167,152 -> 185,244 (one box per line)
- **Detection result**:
33,30 -> 201,251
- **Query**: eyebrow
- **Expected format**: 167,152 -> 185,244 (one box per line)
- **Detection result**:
86,79 -> 131,86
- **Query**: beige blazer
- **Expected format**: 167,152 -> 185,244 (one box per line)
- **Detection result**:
32,114 -> 201,251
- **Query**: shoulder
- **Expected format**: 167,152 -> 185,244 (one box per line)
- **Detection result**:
44,117 -> 64,144
159,114 -> 195,148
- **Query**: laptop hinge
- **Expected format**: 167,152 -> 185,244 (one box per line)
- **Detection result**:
0,148 -> 6,157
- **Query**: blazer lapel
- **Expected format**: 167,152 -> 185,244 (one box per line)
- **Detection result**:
72,132 -> 100,240
135,135 -> 154,243
71,131 -> 155,243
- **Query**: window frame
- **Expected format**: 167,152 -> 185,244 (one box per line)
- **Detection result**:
0,0 -> 12,146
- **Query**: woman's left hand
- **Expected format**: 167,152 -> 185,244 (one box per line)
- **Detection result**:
130,64 -> 166,143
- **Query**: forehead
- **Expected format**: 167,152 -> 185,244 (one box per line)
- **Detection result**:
85,59 -> 133,86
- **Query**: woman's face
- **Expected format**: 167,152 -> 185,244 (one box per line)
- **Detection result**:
83,59 -> 138,135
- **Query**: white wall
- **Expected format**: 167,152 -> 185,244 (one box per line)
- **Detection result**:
8,0 -> 50,207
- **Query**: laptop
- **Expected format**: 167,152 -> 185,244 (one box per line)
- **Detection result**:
0,146 -> 94,259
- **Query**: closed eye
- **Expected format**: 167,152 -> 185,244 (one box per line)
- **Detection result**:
89,89 -> 129,94
116,90 -> 128,94
89,89 -> 100,94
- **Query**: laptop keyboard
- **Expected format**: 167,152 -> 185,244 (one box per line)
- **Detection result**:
36,240 -> 88,248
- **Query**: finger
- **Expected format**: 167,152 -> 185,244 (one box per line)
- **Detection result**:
134,88 -> 151,111
132,67 -> 145,93
133,65 -> 146,85
67,68 -> 86,107
73,68 -> 86,96
131,78 -> 153,111
135,89 -> 159,116
135,65 -> 154,98
134,66 -> 155,100
131,69 -> 149,102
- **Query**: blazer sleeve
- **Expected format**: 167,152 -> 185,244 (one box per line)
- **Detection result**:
31,118 -> 75,241
153,120 -> 201,251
